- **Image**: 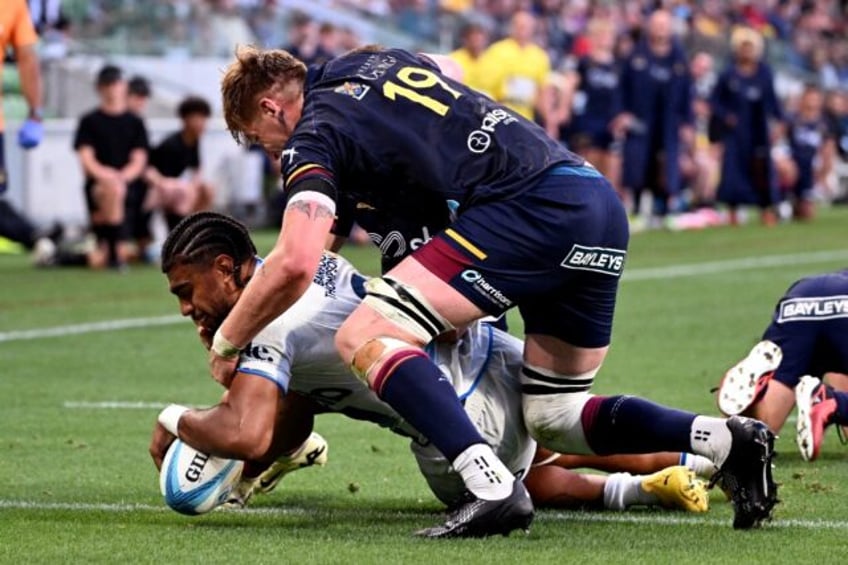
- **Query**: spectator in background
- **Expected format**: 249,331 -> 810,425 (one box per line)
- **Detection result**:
0,0 -> 49,256
126,74 -> 154,259
73,65 -> 148,269
479,11 -> 555,133
144,96 -> 214,231
283,11 -> 318,64
785,85 -> 836,220
616,10 -> 693,220
825,90 -> 848,163
313,22 -> 341,65
449,22 -> 491,96
560,18 -> 623,194
711,27 -> 784,226
684,51 -> 721,212
127,75 -> 152,116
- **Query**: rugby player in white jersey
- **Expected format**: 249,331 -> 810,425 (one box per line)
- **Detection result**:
148,212 -> 711,517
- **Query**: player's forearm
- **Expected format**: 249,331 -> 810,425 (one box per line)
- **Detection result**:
218,251 -> 313,348
15,46 -> 42,115
178,406 -> 272,461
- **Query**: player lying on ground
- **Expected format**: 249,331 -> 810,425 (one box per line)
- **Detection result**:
715,268 -> 848,461
148,212 -> 712,515
213,45 -> 776,534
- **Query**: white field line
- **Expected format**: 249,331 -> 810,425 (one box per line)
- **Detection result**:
0,500 -> 846,530
0,315 -> 184,343
63,401 -> 169,410
2,249 -> 847,345
622,249 -> 848,282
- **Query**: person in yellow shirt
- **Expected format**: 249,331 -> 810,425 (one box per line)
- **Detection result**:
449,22 -> 491,96
478,11 -> 552,126
1,0 -> 46,251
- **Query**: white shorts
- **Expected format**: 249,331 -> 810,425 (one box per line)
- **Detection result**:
410,323 -> 536,507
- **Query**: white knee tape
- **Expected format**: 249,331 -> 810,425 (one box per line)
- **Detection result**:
521,365 -> 600,455
363,277 -> 454,343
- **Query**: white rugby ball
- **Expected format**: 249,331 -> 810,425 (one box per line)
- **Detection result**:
159,439 -> 244,515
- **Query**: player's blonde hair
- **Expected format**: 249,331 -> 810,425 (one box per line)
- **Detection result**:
220,45 -> 307,144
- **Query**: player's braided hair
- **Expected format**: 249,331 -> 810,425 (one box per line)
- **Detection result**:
161,212 -> 257,287
220,45 -> 307,145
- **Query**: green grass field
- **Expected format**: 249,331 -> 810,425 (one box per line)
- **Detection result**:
2,210 -> 848,563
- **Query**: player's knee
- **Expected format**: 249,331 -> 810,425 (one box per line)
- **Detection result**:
348,337 -> 417,386
521,364 -> 600,455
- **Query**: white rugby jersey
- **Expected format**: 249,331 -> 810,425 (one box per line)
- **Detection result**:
235,252 -> 535,503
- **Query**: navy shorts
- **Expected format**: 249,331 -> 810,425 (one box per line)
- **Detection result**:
762,274 -> 848,388
413,165 -> 629,348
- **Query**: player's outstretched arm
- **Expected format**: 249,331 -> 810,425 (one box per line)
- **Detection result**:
149,372 -> 282,468
209,198 -> 333,386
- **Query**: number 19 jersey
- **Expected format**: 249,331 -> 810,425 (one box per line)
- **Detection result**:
281,47 -> 582,209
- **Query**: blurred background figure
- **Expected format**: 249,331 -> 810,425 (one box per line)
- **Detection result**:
560,17 -> 622,194
616,10 -> 693,221
711,27 -> 784,226
449,22 -> 490,96
73,65 -> 148,269
0,0 -> 50,257
144,96 -> 215,232
784,85 -> 836,220
479,11 -> 555,134
127,75 -> 152,116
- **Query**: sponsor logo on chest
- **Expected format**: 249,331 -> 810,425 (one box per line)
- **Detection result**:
777,295 -> 848,322
561,245 -> 626,276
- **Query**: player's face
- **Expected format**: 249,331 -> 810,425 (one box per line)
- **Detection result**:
166,259 -> 242,334
243,92 -> 304,159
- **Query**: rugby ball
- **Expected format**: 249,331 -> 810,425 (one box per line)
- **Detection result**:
159,439 -> 244,515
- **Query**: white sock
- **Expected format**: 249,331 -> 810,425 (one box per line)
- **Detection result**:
679,452 -> 719,479
452,444 -> 515,501
603,473 -> 655,510
689,416 -> 733,467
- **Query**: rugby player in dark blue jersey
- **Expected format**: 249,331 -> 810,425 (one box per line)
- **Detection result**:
715,269 -> 848,462
212,45 -> 777,535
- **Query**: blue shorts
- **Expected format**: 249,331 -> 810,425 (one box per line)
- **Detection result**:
0,132 -> 6,194
762,272 -> 848,388
413,165 -> 629,348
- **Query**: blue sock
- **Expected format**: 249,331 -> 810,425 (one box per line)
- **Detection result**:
378,353 -> 485,461
583,395 -> 696,455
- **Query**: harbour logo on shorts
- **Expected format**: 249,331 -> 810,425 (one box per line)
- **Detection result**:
561,245 -> 626,276
461,270 -> 513,308
334,81 -> 371,100
777,295 -> 848,323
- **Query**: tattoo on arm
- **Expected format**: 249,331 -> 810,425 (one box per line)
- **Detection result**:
286,199 -> 335,220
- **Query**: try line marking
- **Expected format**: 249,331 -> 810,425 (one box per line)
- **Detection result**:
0,500 -> 846,530
2,249 -> 848,345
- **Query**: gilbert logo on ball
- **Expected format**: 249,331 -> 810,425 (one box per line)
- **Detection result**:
160,440 -> 244,515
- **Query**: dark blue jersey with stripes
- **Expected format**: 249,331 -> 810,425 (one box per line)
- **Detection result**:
281,47 -> 583,210
762,270 -> 848,387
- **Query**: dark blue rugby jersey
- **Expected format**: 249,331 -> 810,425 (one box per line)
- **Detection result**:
575,57 -> 620,124
281,48 -> 582,209
788,116 -> 831,186
763,270 -> 848,385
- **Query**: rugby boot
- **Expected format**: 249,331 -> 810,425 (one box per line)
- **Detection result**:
796,376 -> 837,462
256,432 -> 328,494
415,480 -> 534,538
641,466 -> 709,513
716,341 -> 782,416
709,416 -> 778,529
